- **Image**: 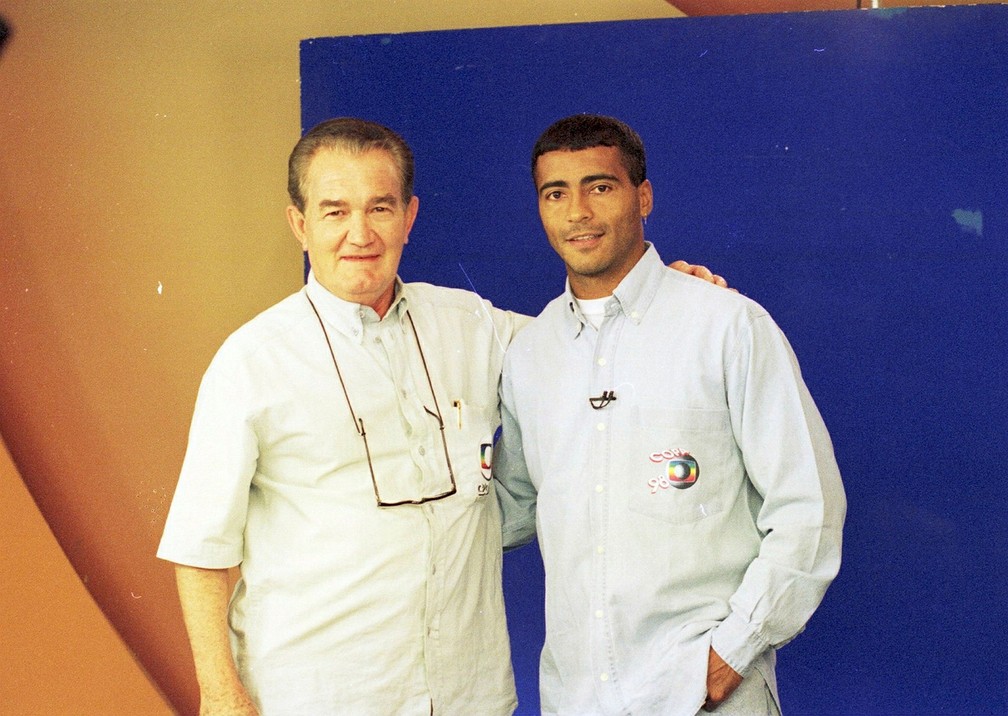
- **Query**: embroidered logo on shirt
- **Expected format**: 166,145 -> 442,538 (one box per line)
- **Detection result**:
480,443 -> 493,479
478,442 -> 493,495
648,449 -> 699,492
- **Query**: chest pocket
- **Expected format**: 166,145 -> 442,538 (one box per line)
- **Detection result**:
624,407 -> 741,526
442,399 -> 498,504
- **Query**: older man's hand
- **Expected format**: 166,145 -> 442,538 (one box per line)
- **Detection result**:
669,260 -> 732,290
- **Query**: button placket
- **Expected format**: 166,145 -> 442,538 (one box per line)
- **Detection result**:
589,303 -> 626,710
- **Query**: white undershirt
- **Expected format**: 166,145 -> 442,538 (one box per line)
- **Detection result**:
574,295 -> 611,330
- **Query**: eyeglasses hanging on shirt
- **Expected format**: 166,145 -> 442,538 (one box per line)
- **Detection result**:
307,295 -> 457,507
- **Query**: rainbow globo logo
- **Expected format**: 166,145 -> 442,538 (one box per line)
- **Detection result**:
648,449 -> 700,492
666,454 -> 699,489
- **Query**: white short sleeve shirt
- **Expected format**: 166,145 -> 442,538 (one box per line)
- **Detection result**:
159,274 -> 526,715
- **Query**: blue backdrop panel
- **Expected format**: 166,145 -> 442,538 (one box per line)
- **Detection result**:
300,7 -> 1008,714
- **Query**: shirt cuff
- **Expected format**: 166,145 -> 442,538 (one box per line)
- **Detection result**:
710,610 -> 771,676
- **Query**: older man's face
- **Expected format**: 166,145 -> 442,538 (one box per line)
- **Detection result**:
287,147 -> 418,317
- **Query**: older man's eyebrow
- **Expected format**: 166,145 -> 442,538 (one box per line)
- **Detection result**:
315,194 -> 402,211
368,194 -> 400,207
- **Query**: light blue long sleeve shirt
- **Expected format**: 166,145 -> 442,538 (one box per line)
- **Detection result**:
495,246 -> 846,716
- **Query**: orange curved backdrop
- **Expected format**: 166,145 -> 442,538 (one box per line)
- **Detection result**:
0,2 -> 685,713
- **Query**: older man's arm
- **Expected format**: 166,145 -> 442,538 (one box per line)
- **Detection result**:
175,565 -> 259,716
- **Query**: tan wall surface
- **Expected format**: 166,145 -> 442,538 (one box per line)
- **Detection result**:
0,2 -> 683,714
0,437 -> 174,715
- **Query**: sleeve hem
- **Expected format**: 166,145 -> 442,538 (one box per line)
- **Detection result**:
156,542 -> 242,570
710,610 -> 771,676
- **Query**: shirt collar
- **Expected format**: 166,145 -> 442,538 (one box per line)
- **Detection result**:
305,272 -> 408,343
562,243 -> 665,337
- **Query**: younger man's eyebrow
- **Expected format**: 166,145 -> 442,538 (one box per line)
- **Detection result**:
538,173 -> 623,195
579,173 -> 621,185
537,179 -> 569,194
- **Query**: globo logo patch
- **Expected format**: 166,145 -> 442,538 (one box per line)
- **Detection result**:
648,449 -> 699,493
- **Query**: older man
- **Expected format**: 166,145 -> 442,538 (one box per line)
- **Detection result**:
159,118 -> 525,715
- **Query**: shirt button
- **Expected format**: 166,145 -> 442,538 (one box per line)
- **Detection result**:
596,423 -> 605,432
631,311 -> 640,320
599,672 -> 609,682
595,609 -> 604,619
595,484 -> 604,493
418,446 -> 426,455
596,545 -> 605,554
597,357 -> 607,366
